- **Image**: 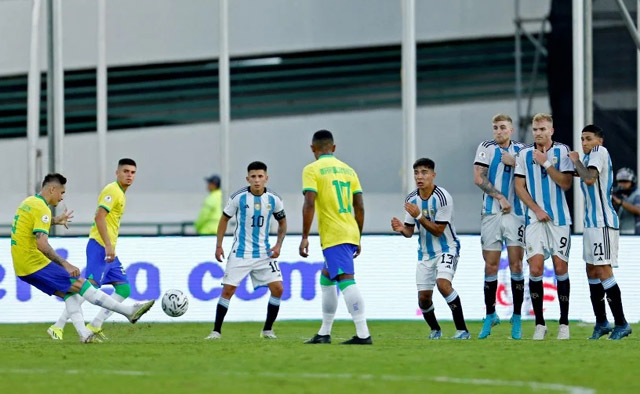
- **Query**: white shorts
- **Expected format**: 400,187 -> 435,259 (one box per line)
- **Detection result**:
223,255 -> 282,289
525,221 -> 571,262
416,253 -> 458,291
481,213 -> 526,251
583,227 -> 619,267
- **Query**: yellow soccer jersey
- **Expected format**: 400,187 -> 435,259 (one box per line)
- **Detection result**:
11,195 -> 52,276
302,154 -> 362,249
89,181 -> 126,247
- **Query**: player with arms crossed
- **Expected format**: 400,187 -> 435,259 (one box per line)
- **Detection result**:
49,158 -> 139,340
473,114 -> 526,339
300,129 -> 371,345
205,161 -> 287,340
568,125 -> 631,340
11,174 -> 154,343
392,158 -> 470,340
514,113 -> 573,340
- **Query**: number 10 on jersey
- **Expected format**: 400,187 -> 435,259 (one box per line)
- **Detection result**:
331,180 -> 352,213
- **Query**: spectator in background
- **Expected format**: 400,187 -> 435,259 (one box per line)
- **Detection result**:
195,174 -> 222,235
611,168 -> 640,235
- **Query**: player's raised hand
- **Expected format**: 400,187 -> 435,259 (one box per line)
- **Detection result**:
533,146 -> 547,166
105,244 -> 116,263
54,208 -> 74,229
567,151 -> 580,163
404,202 -> 420,218
391,217 -> 405,232
267,244 -> 281,259
500,152 -> 516,166
63,262 -> 80,277
215,245 -> 225,262
299,238 -> 309,258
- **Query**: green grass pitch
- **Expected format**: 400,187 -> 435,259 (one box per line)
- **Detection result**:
0,320 -> 636,393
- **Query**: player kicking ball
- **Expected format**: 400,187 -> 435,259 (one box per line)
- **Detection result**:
10,174 -> 154,343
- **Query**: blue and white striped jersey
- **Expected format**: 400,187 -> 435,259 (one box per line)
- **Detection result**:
474,139 -> 526,216
580,146 -> 619,229
515,142 -> 574,226
223,187 -> 285,259
403,186 -> 461,260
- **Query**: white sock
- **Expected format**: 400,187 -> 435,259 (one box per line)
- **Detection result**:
54,297 -> 86,329
64,295 -> 92,340
81,285 -> 134,317
91,293 -> 126,328
318,285 -> 338,336
342,284 -> 370,338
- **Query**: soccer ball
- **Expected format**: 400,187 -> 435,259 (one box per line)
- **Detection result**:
161,289 -> 189,317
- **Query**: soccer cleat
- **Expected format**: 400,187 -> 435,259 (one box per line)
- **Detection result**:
86,323 -> 108,340
204,331 -> 221,340
532,324 -> 547,340
588,321 -> 612,340
608,324 -> 632,340
557,324 -> 570,340
81,332 -> 102,344
341,335 -> 373,345
510,314 -> 522,340
47,325 -> 64,340
478,313 -> 500,339
128,300 -> 155,324
451,330 -> 471,340
260,330 -> 277,339
428,330 -> 442,340
304,334 -> 331,344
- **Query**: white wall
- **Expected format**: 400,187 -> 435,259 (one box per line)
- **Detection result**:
0,0 -> 551,75
0,97 -> 550,234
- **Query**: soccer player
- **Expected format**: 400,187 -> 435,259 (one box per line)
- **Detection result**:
473,114 -> 526,339
392,158 -> 470,340
300,129 -> 371,345
48,158 -> 139,340
205,161 -> 287,340
11,173 -> 154,343
514,113 -> 574,340
568,125 -> 632,340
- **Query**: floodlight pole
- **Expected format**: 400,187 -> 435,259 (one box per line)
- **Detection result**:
27,0 -> 43,196
401,0 -> 416,195
219,0 -> 230,202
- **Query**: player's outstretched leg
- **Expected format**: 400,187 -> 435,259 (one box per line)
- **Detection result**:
76,280 -> 154,323
86,283 -> 131,340
479,274 -> 500,339
305,273 -> 336,344
261,281 -> 283,339
339,279 -> 372,345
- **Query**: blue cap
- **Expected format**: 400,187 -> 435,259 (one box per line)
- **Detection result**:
205,174 -> 221,186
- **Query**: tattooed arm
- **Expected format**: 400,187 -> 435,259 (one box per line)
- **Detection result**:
473,164 -> 511,213
568,151 -> 598,186
35,232 -> 80,276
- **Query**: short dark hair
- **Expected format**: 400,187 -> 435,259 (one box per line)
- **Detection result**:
413,158 -> 435,170
42,173 -> 67,188
582,124 -> 604,138
312,129 -> 334,144
247,161 -> 267,172
118,158 -> 137,167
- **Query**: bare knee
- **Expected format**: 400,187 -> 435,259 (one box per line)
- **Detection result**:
482,250 -> 501,276
436,279 -> 453,297
269,282 -> 284,298
221,285 -> 237,299
418,291 -> 433,309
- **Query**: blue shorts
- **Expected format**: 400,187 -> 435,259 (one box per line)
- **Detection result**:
19,262 -> 76,296
86,239 -> 129,286
322,243 -> 357,280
